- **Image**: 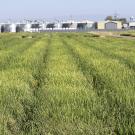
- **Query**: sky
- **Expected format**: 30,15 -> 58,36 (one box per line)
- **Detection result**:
0,0 -> 135,21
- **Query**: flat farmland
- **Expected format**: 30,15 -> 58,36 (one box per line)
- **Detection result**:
0,33 -> 135,135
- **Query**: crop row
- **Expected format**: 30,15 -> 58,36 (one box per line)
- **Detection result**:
0,33 -> 135,134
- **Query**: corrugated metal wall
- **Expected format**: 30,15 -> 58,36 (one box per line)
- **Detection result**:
105,22 -> 117,30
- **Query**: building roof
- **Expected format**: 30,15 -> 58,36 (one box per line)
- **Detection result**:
98,20 -> 122,23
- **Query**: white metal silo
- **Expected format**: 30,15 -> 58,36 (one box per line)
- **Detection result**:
10,23 -> 17,32
24,23 -> 32,32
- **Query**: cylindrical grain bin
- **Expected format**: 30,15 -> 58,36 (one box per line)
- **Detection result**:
10,24 -> 17,32
24,23 -> 32,32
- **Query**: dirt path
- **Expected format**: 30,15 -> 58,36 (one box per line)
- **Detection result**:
111,35 -> 135,40
89,31 -> 135,40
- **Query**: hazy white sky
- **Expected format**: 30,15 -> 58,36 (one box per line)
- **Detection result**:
0,0 -> 134,21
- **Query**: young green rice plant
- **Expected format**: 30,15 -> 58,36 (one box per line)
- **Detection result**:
40,34 -> 112,135
0,33 -> 50,134
74,35 -> 135,72
0,34 -> 42,71
0,33 -> 135,135
62,34 -> 135,134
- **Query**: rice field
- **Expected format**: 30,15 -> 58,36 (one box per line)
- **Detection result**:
0,32 -> 135,135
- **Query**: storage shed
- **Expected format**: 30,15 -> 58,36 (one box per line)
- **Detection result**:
97,21 -> 122,30
129,22 -> 135,29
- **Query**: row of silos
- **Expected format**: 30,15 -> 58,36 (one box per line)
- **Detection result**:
0,23 -> 30,33
2,20 -> 133,32
48,20 -> 95,30
0,20 -> 95,33
0,24 -> 16,32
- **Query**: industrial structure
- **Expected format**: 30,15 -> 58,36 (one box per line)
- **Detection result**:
97,21 -> 122,30
128,22 -> 135,29
0,20 -> 95,32
0,19 -> 135,33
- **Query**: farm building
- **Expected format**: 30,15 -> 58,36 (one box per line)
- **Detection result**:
129,22 -> 135,29
24,23 -> 32,32
1,24 -> 10,32
60,20 -> 95,30
0,19 -> 134,32
54,23 -> 61,30
97,21 -> 122,30
40,23 -> 47,31
10,24 -> 16,32
123,23 -> 129,29
0,23 -> 32,33
61,21 -> 77,29
16,24 -> 26,32
0,22 -> 45,32
0,23 -> 16,33
46,23 -> 56,30
31,23 -> 41,32
77,20 -> 95,30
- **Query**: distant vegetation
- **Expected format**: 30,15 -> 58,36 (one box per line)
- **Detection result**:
120,33 -> 135,37
0,33 -> 135,135
105,15 -> 127,24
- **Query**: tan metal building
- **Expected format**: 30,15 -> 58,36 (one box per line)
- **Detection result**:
97,21 -> 122,30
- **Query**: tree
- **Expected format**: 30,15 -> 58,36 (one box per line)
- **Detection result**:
105,16 -> 113,21
31,24 -> 40,32
31,24 -> 40,29
46,23 -> 55,30
62,23 -> 72,29
105,15 -> 127,24
118,18 -> 127,24
77,23 -> 87,29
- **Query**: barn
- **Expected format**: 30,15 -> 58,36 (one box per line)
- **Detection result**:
97,21 -> 122,30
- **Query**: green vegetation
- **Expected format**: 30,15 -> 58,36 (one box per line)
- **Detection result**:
0,33 -> 135,135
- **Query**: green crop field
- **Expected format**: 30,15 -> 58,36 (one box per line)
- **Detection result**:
0,32 -> 135,135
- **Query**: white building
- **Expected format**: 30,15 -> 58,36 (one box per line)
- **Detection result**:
123,23 -> 129,29
129,22 -> 135,29
1,18 -> 135,32
40,23 -> 47,31
10,24 -> 16,32
24,23 -> 32,32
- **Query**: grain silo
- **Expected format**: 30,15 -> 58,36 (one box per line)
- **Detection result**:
10,24 -> 16,32
1,24 -> 10,32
